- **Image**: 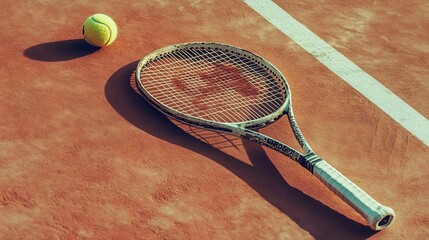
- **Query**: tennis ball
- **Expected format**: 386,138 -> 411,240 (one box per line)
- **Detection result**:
82,13 -> 118,47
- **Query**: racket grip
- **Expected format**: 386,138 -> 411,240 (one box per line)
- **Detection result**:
312,160 -> 395,230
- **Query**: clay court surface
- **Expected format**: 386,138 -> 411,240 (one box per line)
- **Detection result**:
1,0 -> 428,239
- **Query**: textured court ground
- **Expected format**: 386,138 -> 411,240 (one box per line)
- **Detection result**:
1,0 -> 428,239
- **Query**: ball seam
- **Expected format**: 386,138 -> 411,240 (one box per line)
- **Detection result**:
90,16 -> 113,46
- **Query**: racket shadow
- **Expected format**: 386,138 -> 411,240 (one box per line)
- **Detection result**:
105,62 -> 377,239
172,122 -> 243,151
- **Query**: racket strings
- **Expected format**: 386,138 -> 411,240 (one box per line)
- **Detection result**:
146,49 -> 279,118
145,49 -> 281,122
139,47 -> 286,123
176,49 -> 280,120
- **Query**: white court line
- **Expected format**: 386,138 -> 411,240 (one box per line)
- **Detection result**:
244,0 -> 429,147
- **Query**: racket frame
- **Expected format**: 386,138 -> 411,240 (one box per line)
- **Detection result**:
135,42 -> 395,230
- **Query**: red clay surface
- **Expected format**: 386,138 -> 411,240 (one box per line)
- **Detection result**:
1,0 -> 428,239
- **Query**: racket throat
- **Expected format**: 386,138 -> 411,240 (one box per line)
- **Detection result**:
240,129 -> 320,172
299,153 -> 323,173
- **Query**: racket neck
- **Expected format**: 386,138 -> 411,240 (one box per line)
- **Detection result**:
239,128 -> 322,172
238,128 -> 302,161
287,107 -> 313,153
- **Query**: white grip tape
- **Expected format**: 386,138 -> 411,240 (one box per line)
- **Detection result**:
313,160 -> 395,230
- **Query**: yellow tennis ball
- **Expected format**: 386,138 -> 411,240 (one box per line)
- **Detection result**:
82,13 -> 118,47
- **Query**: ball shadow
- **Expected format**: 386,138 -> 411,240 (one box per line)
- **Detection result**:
105,62 -> 378,239
24,39 -> 99,62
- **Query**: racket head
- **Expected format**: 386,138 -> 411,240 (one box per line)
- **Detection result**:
135,42 -> 291,129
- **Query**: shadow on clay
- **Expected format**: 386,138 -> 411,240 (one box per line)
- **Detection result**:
104,62 -> 378,240
23,39 -> 99,62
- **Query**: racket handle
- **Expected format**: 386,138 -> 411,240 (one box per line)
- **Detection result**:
312,160 -> 395,230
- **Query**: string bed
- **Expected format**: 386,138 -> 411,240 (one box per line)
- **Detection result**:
139,47 -> 286,123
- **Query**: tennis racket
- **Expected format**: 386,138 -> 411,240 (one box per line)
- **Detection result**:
134,42 -> 395,230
